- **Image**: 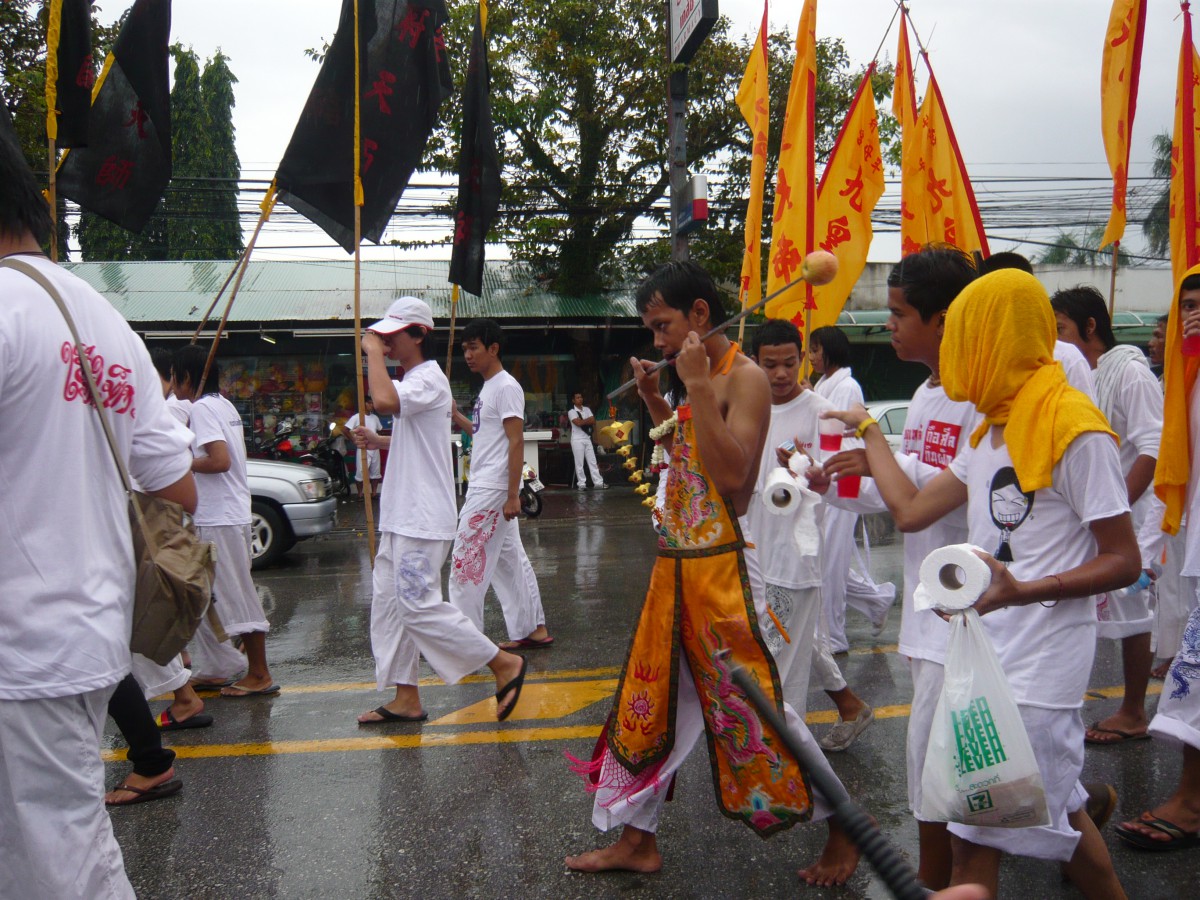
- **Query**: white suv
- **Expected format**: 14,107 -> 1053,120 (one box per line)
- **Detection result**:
246,458 -> 337,569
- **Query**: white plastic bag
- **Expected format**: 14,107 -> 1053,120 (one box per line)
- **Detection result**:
919,608 -> 1050,828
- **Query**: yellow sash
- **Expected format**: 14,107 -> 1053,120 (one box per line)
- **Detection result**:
604,404 -> 813,835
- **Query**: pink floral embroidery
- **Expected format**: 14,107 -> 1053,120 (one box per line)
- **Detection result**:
451,509 -> 499,585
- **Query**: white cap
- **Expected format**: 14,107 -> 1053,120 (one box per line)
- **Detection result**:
368,296 -> 434,334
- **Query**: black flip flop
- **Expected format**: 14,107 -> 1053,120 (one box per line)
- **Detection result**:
358,706 -> 428,725
105,777 -> 183,807
156,709 -> 214,731
495,657 -> 528,722
1116,815 -> 1200,851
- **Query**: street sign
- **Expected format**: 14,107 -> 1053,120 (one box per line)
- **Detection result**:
669,0 -> 718,65
675,174 -> 708,236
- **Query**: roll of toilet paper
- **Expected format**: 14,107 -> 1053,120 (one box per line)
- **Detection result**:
762,468 -> 801,516
914,543 -> 992,612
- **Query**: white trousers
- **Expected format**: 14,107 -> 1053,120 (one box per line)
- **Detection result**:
1153,529 -> 1195,656
371,533 -> 498,688
821,508 -> 894,651
571,440 -> 603,487
760,583 -> 822,717
590,657 -> 835,834
355,448 -> 381,481
1150,600 -> 1200,751
448,486 -> 545,641
906,657 -> 945,819
188,524 -> 268,680
0,687 -> 134,900
810,599 -> 848,694
129,653 -> 190,700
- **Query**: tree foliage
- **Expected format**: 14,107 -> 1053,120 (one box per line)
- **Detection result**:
78,45 -> 244,260
1036,226 -> 1130,267
423,0 -> 894,295
1142,130 -> 1171,260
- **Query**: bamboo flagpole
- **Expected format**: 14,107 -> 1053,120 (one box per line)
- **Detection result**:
1108,240 -> 1120,317
446,283 -> 460,377
352,0 -> 378,563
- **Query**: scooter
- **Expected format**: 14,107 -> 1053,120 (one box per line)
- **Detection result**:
519,463 -> 544,518
297,422 -> 351,496
246,417 -> 298,461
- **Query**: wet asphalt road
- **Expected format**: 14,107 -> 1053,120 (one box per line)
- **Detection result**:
104,489 -> 1195,899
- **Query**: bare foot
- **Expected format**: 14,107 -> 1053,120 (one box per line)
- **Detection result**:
1085,712 -> 1149,744
357,703 -> 425,724
1119,801 -> 1200,844
565,829 -> 662,873
167,691 -> 204,723
494,653 -> 527,720
798,822 -> 860,887
220,676 -> 277,697
1152,658 -> 1175,679
499,625 -> 553,650
105,767 -> 176,805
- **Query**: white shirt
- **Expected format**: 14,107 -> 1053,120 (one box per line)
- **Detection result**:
813,366 -> 864,410
190,393 -> 251,526
378,361 -> 457,540
1184,383 -> 1200,575
567,405 -> 595,445
949,430 -> 1129,709
1054,340 -> 1097,401
469,370 -> 524,491
0,257 -> 192,700
747,391 -> 833,589
346,411 -> 382,436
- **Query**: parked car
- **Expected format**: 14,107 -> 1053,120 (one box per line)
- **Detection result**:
865,400 -> 909,453
246,458 -> 337,569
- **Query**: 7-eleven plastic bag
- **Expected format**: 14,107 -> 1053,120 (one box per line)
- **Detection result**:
919,609 -> 1050,828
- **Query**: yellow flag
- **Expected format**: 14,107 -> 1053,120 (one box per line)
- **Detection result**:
800,69 -> 884,332
1170,11 -> 1200,289
1099,0 -> 1146,250
912,68 -> 989,257
893,10 -> 924,257
736,3 -> 770,313
767,0 -> 817,321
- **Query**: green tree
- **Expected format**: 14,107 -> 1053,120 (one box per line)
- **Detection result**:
1036,226 -> 1131,267
1142,130 -> 1171,260
422,1 -> 894,295
78,45 -> 243,260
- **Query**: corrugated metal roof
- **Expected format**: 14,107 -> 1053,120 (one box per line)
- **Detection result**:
60,259 -> 639,323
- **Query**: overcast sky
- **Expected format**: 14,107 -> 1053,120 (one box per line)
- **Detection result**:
92,0 -> 1188,263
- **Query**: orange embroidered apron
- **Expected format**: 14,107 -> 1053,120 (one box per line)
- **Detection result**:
599,402 -> 813,836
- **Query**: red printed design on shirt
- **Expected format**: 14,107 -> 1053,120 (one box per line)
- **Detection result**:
919,420 -> 962,469
61,342 -> 136,416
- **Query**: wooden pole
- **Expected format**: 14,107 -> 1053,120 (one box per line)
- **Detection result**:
352,0 -> 377,563
446,283 -> 460,377
48,137 -> 58,262
1107,240 -> 1120,318
192,248 -> 256,343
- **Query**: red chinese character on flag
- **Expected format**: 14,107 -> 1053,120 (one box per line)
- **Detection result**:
926,168 -> 952,213
396,7 -> 430,47
365,70 -> 396,115
819,216 -> 852,253
75,54 -> 95,89
943,217 -> 957,246
433,27 -> 447,63
124,101 -> 148,139
774,169 -> 793,223
771,234 -> 802,282
363,138 -> 379,174
454,211 -> 473,244
96,156 -> 134,190
838,167 -> 865,212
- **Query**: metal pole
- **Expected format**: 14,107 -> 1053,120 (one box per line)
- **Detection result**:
668,67 -> 689,262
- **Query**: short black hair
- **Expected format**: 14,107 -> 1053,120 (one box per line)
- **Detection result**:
172,344 -> 221,396
1181,273 -> 1200,296
752,318 -> 803,357
977,251 -> 1033,276
1158,313 -> 1170,325
634,260 -> 728,324
1050,285 -> 1116,351
148,346 -> 173,382
461,318 -> 503,355
0,104 -> 53,245
809,325 -> 851,368
401,324 -> 436,362
886,244 -> 976,322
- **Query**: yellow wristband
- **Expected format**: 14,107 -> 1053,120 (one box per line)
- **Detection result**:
854,417 -> 878,439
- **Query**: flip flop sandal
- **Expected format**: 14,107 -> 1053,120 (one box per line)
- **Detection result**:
1116,814 -> 1200,851
495,657 -> 528,722
1083,783 -> 1118,830
105,777 -> 183,807
220,683 -> 281,698
156,709 -> 214,731
358,706 -> 428,725
1084,723 -> 1151,745
499,636 -> 555,650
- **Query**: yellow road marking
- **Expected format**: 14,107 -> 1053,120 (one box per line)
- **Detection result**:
431,679 -> 618,725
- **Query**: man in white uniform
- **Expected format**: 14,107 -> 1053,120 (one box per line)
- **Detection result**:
1052,286 -> 1162,745
449,319 -> 553,651
809,325 -> 895,654
351,297 -> 527,724
173,345 -> 277,697
567,392 -> 606,490
346,395 -> 382,496
0,122 -> 196,899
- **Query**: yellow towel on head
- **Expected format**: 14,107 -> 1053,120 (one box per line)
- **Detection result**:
1154,263 -> 1200,535
940,269 -> 1115,493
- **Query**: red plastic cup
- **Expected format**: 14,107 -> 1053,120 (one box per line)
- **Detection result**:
837,474 -> 862,499
818,417 -> 844,457
819,432 -> 843,453
1183,333 -> 1200,357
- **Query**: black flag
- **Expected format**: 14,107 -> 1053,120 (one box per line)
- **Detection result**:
56,0 -> 171,233
47,0 -> 95,148
276,0 -> 453,252
447,6 -> 501,297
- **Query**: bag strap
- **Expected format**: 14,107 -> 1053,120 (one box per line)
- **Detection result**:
1,257 -> 153,540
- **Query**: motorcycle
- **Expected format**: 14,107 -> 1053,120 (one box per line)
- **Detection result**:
297,422 -> 351,496
519,463 -> 544,518
246,417 -> 298,461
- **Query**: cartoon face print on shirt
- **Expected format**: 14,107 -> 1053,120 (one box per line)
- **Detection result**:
989,467 -> 1034,562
